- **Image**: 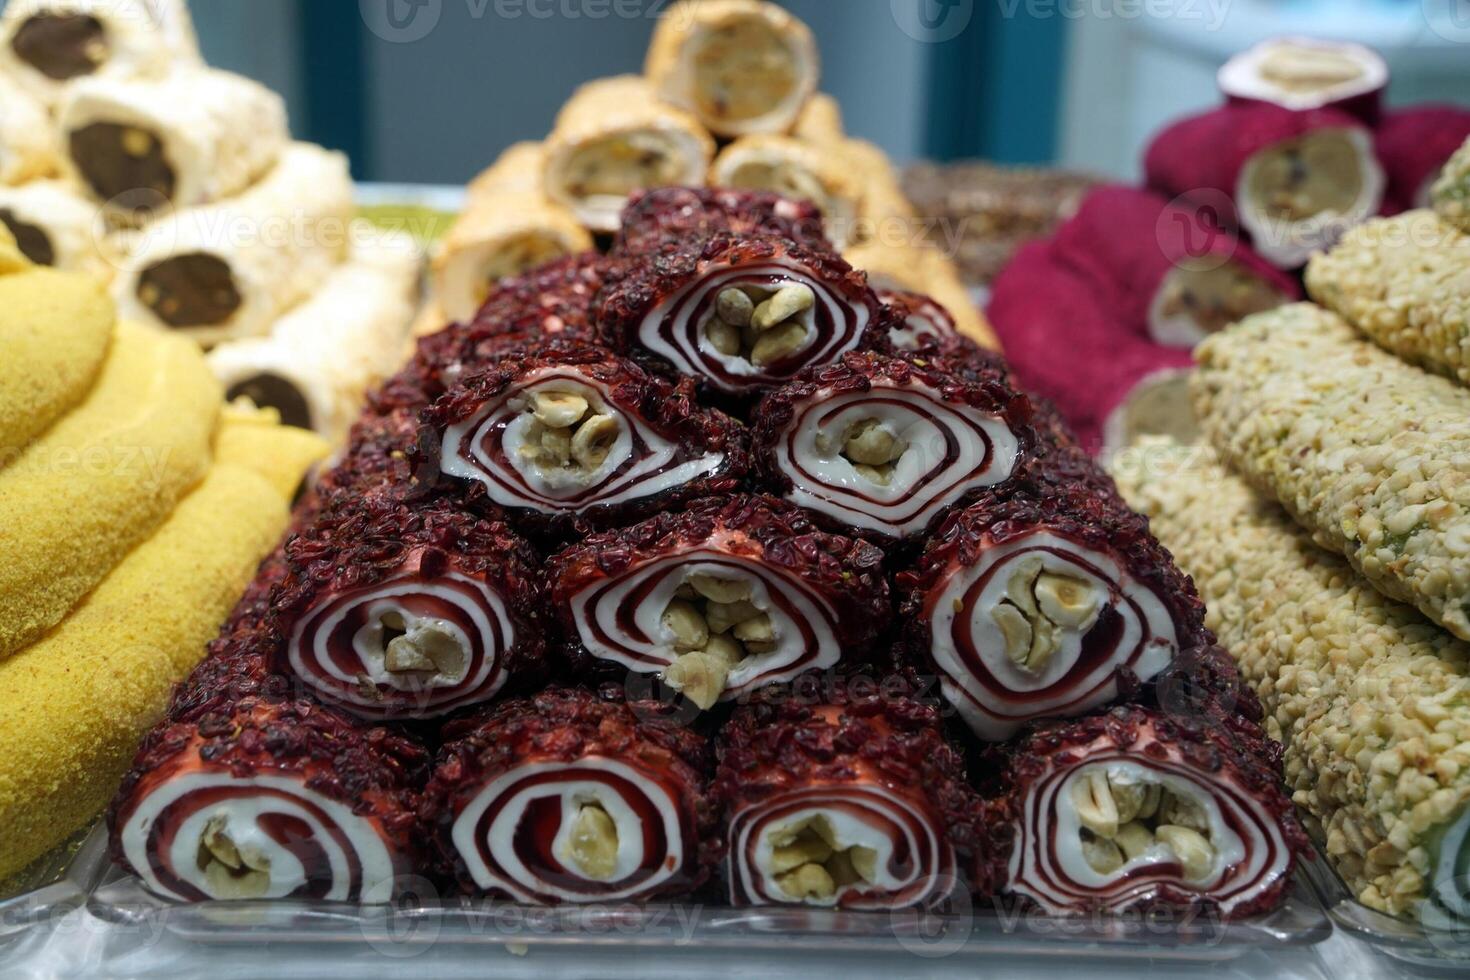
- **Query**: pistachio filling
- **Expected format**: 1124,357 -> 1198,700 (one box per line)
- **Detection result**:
564,133 -> 684,200
660,572 -> 775,709
1071,769 -> 1218,882
815,417 -> 908,487
704,283 -> 814,368
768,814 -> 878,901
515,389 -> 623,478
475,234 -> 569,304
1246,131 -> 1364,223
559,801 -> 620,880
990,558 -> 1104,673
691,20 -> 798,124
1258,44 -> 1364,95
726,161 -> 833,219
1156,261 -> 1287,339
196,813 -> 272,899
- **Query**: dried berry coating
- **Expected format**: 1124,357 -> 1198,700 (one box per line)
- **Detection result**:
995,703 -> 1309,918
714,683 -> 991,907
1374,106 -> 1470,214
422,340 -> 751,537
597,233 -> 887,396
897,476 -> 1211,741
614,186 -> 830,255
752,350 -> 1034,541
109,696 -> 427,904
423,685 -> 717,902
271,489 -> 547,719
878,287 -> 978,358
548,494 -> 892,701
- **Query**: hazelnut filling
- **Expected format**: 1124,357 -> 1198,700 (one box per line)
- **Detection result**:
226,374 -> 313,432
355,610 -> 469,697
815,417 -> 908,488
1070,769 -> 1219,882
11,13 -> 107,81
989,557 -> 1104,673
68,121 -> 177,209
1258,44 -> 1364,95
766,814 -> 878,902
659,572 -> 775,710
196,813 -> 272,899
564,133 -> 684,202
514,389 -> 623,482
1154,261 -> 1287,341
691,21 -> 798,124
704,282 -> 815,368
557,801 -> 620,881
0,208 -> 54,266
138,253 -> 244,328
1246,131 -> 1364,223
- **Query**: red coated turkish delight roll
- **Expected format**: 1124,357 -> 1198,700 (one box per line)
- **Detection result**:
597,234 -> 884,396
877,288 -> 972,357
423,342 -> 748,535
751,351 -> 1029,541
1375,105 -> 1470,213
615,186 -> 830,255
1144,103 -> 1384,268
987,240 -> 1195,455
548,495 -> 890,711
109,697 -> 427,903
1217,37 -> 1387,124
898,479 -> 1210,742
424,686 -> 716,903
1049,186 -> 1298,349
996,703 -> 1308,918
271,490 -> 545,720
714,685 -> 986,909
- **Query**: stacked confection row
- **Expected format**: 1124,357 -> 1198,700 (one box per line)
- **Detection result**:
426,0 -> 993,360
985,37 -> 1470,455
0,225 -> 326,880
0,0 -> 421,444
1111,134 -> 1470,923
108,188 -> 1308,918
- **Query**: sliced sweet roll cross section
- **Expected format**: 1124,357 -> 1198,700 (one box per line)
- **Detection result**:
424,687 -> 715,903
715,686 -> 987,909
879,288 -> 970,357
549,496 -> 890,711
614,187 -> 830,256
271,490 -> 544,720
598,235 -> 883,397
108,697 -> 427,903
997,704 -> 1309,917
753,351 -> 1029,541
899,477 -> 1210,741
424,342 -> 748,534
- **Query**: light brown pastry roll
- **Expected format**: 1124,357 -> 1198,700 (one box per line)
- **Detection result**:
208,231 -> 422,443
845,238 -> 998,350
59,67 -> 287,218
544,75 -> 714,232
0,74 -> 57,184
793,92 -> 844,142
0,0 -> 199,106
0,179 -> 116,277
467,141 -> 548,201
710,134 -> 862,248
645,0 -> 818,138
109,142 -> 353,346
433,193 -> 593,323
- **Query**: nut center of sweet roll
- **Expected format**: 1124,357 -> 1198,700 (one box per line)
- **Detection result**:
138,253 -> 244,328
815,417 -> 909,487
989,557 -> 1103,673
196,813 -> 273,899
68,122 -> 177,209
767,814 -> 878,902
1070,769 -> 1219,882
728,162 -> 833,218
514,389 -> 625,484
565,133 -> 683,201
11,13 -> 107,81
557,800 -> 621,881
361,610 -> 469,691
660,572 -> 775,710
705,283 -> 815,368
1258,44 -> 1364,94
1155,261 -> 1287,342
1246,131 -> 1364,223
691,20 -> 797,123
0,208 -> 54,266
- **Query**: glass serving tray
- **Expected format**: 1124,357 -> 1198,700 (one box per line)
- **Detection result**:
87,867 -> 1330,962
0,825 -> 110,939
1301,851 -> 1470,967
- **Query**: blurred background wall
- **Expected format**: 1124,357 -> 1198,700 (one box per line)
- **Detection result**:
190,0 -> 1469,184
